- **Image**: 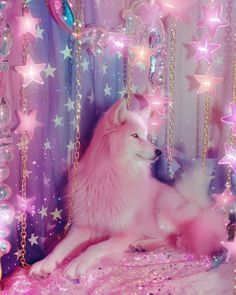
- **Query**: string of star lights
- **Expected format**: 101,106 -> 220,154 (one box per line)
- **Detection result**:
191,3 -> 226,172
14,0 -> 44,269
0,1 -> 14,287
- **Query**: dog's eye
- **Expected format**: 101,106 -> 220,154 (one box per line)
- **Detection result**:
131,133 -> 139,139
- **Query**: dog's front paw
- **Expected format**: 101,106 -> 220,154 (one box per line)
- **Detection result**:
29,258 -> 56,278
64,257 -> 89,280
129,241 -> 147,252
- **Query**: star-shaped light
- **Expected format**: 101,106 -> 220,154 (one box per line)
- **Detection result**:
53,115 -> 63,127
183,37 -> 197,60
102,63 -> 108,75
194,69 -> 223,95
130,46 -> 155,67
67,140 -> 75,153
88,92 -> 94,104
15,10 -> 41,38
38,205 -> 48,219
108,33 -> 130,56
44,140 -> 51,150
218,143 -> 236,173
136,89 -> 171,117
51,207 -> 62,221
212,188 -> 236,209
15,54 -> 46,88
221,103 -> 236,136
15,109 -> 43,139
17,195 -> 36,215
35,25 -> 44,40
191,33 -> 221,63
43,63 -> 56,78
158,0 -> 196,23
103,83 -> 112,96
60,45 -> 72,59
14,249 -> 21,260
198,5 -> 229,37
64,97 -> 75,112
185,74 -> 200,92
221,237 -> 236,262
28,233 -> 38,246
81,58 -> 90,72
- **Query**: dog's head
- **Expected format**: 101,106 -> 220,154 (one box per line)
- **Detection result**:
100,98 -> 162,163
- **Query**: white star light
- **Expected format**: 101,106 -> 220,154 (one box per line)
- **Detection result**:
104,83 -> 112,96
81,58 -> 90,72
64,97 -> 75,112
102,63 -> 108,75
28,233 -> 39,246
43,64 -> 56,78
60,45 -> 72,59
51,208 -> 62,221
38,205 -> 48,219
53,115 -> 63,127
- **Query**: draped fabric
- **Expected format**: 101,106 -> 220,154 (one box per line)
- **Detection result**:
2,0 -> 236,276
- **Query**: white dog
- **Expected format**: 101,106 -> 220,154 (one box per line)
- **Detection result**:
30,99 -> 225,279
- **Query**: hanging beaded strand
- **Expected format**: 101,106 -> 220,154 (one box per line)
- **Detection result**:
64,0 -> 83,233
202,92 -> 210,173
123,49 -> 133,110
167,21 -> 176,179
18,0 -> 30,269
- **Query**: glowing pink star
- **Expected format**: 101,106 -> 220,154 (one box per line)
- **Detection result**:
221,103 -> 236,136
137,89 -> 171,116
218,143 -> 236,173
108,33 -> 130,55
212,188 -> 236,209
15,55 -> 46,88
221,237 -> 236,262
157,0 -> 196,23
15,10 -> 41,38
185,75 -> 200,92
17,195 -> 36,215
15,109 -> 43,139
194,69 -> 223,95
191,33 -> 221,63
130,46 -> 156,67
198,5 -> 229,37
183,36 -> 197,60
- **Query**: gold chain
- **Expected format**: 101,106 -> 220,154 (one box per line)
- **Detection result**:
167,22 -> 176,178
202,92 -> 210,173
64,1 -> 83,233
125,49 -> 133,110
19,36 -> 30,268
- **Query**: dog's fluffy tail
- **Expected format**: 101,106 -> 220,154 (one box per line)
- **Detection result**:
175,167 -> 226,255
175,166 -> 210,208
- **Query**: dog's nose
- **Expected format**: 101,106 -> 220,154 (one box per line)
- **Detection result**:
155,149 -> 162,157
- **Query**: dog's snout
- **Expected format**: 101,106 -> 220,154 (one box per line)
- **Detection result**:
155,149 -> 162,157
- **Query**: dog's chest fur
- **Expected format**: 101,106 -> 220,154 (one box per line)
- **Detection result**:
73,163 -> 154,233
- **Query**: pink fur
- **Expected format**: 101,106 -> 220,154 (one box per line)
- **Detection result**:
30,99 -> 226,280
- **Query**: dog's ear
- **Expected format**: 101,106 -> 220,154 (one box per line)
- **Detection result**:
110,98 -> 127,125
138,106 -> 151,122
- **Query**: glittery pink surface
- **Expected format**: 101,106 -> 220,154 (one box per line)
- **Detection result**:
2,248 -> 233,295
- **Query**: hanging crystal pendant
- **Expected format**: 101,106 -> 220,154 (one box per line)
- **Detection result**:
0,97 -> 11,128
